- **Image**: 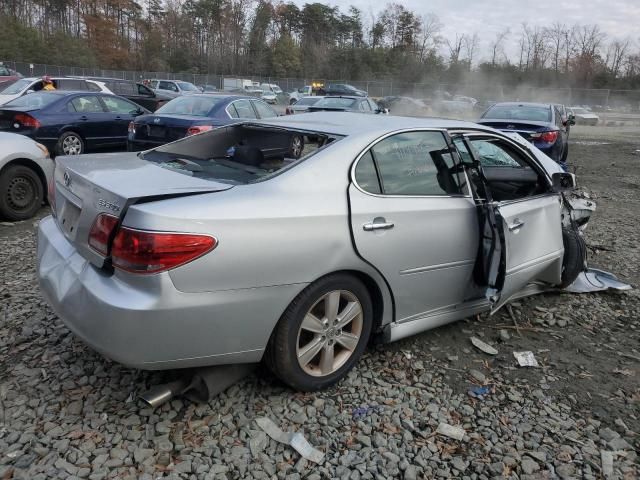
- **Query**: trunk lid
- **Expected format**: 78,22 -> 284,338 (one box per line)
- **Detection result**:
52,152 -> 233,268
133,114 -> 215,142
477,119 -> 554,141
0,108 -> 39,132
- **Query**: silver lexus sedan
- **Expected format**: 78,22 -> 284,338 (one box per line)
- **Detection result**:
38,112 -> 586,391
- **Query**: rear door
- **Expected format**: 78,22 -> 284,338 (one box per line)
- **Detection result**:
65,95 -> 113,147
349,129 -> 479,322
459,133 -> 563,311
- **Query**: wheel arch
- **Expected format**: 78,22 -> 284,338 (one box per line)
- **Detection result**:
0,158 -> 48,203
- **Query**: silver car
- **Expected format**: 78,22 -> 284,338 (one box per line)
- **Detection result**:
0,132 -> 54,220
37,112 -> 587,391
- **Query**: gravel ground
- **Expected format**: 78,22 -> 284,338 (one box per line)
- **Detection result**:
0,125 -> 638,479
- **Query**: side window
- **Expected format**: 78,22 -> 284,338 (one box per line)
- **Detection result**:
102,96 -> 138,114
252,100 -> 277,118
232,99 -> 257,118
158,81 -> 174,91
70,96 -> 104,113
226,103 -> 239,118
58,79 -> 86,90
469,139 -> 524,167
372,131 -> 462,196
453,137 -> 473,164
354,151 -> 381,194
118,82 -> 136,96
138,84 -> 154,96
359,100 -> 371,111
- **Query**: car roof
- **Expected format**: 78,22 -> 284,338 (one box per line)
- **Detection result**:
321,95 -> 364,100
169,93 -> 255,100
252,111 -> 492,136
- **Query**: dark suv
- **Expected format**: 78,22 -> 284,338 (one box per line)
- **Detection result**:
319,83 -> 367,97
83,78 -> 171,112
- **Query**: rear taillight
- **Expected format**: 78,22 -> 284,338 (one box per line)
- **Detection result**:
111,228 -> 216,274
14,113 -> 40,129
186,125 -> 213,136
128,122 -> 136,134
531,131 -> 558,143
88,213 -> 119,255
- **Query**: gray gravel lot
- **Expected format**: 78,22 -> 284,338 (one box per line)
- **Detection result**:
0,125 -> 638,479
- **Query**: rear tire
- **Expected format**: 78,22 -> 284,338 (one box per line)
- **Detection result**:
560,227 -> 586,288
0,165 -> 44,221
265,274 -> 373,391
56,131 -> 84,156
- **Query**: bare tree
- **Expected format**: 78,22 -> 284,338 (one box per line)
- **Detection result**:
462,32 -> 479,69
446,33 -> 465,65
605,38 -> 630,79
545,22 -> 567,74
490,28 -> 510,66
416,13 -> 441,63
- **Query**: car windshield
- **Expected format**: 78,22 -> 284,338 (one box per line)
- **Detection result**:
140,124 -> 339,185
1,78 -> 31,95
4,92 -> 61,108
295,97 -> 322,106
177,81 -> 199,92
484,104 -> 551,122
314,97 -> 357,108
155,96 -> 223,116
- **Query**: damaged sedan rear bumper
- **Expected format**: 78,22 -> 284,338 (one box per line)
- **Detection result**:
37,215 -> 306,370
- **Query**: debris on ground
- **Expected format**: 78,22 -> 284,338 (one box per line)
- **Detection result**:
255,417 -> 325,464
436,422 -> 465,441
470,337 -> 498,355
513,351 -> 540,367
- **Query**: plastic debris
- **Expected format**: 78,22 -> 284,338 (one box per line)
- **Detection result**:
564,268 -> 632,293
255,417 -> 324,464
352,405 -> 383,420
514,351 -> 539,367
470,337 -> 498,355
468,385 -> 493,399
436,422 -> 465,441
601,450 -> 614,478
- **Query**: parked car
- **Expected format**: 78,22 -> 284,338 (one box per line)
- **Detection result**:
81,77 -> 172,112
569,107 -> 599,126
307,96 -> 384,114
0,77 -> 112,106
199,84 -> 219,93
318,83 -> 367,97
377,96 -> 431,116
260,90 -> 278,104
260,83 -> 283,96
38,112 -> 589,392
0,91 -> 149,156
285,96 -> 325,114
0,132 -> 53,220
0,64 -> 22,87
478,102 -> 574,166
149,79 -> 200,98
127,94 -> 304,157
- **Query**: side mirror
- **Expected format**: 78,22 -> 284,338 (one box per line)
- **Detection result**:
551,172 -> 576,193
568,114 -> 576,126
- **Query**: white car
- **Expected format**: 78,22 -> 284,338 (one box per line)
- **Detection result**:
0,132 -> 54,220
0,77 -> 111,106
260,83 -> 283,95
569,107 -> 599,126
261,90 -> 278,104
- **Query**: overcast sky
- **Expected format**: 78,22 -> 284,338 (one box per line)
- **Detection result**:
295,0 -> 640,61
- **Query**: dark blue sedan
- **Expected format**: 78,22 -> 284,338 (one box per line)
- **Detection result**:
126,94 -> 305,156
477,102 -> 574,169
0,91 -> 148,155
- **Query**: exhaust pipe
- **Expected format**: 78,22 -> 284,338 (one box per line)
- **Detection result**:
139,378 -> 191,408
139,363 -> 257,408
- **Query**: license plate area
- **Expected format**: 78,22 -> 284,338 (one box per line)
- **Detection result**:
147,125 -> 165,138
59,199 -> 81,238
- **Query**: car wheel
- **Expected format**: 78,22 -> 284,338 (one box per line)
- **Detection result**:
288,135 -> 304,159
56,131 -> 84,156
560,227 -> 586,288
0,165 -> 44,221
266,274 -> 373,391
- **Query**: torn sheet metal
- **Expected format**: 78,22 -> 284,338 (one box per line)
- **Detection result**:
563,197 -> 596,230
255,417 -> 325,464
564,268 -> 632,294
470,337 -> 498,355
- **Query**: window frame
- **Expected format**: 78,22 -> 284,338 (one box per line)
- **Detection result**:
350,128 -> 471,199
228,99 -> 258,119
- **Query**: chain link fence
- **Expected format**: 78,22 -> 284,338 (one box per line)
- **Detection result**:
2,60 -> 640,112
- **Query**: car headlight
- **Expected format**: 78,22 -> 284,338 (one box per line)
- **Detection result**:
35,142 -> 50,158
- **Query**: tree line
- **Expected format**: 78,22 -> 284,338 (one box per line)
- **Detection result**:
1,0 -> 640,90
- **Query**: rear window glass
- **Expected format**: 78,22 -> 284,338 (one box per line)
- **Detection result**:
176,81 -> 199,92
484,105 -> 551,122
156,96 -> 223,116
140,124 -> 340,185
295,97 -> 322,106
314,97 -> 357,108
4,92 -> 62,108
1,78 -> 31,95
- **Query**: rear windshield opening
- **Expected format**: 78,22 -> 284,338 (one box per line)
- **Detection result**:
140,124 -> 342,185
485,105 -> 551,122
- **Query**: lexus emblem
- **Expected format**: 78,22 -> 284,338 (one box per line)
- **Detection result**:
63,171 -> 71,187
153,118 -> 161,124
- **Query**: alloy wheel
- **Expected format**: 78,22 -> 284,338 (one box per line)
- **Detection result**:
291,136 -> 303,158
295,290 -> 363,377
62,135 -> 82,155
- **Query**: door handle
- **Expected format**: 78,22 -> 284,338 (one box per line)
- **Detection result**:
80,116 -> 88,121
363,219 -> 394,231
508,219 -> 525,231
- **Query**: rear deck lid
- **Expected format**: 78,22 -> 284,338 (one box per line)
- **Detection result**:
52,152 -> 233,267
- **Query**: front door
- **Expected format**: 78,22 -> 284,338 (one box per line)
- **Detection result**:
65,95 -> 113,148
456,134 -> 564,311
349,130 -> 479,322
